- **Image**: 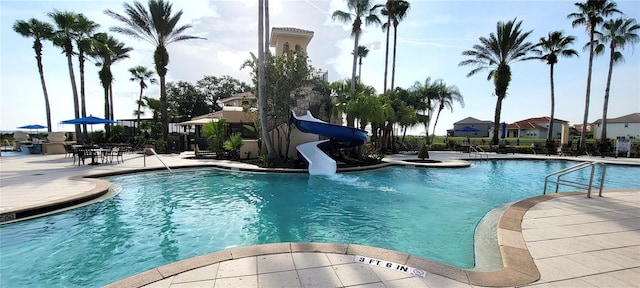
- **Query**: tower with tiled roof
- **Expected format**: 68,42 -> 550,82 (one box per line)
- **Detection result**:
269,27 -> 314,56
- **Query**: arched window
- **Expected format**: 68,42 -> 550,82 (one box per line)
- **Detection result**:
295,44 -> 302,54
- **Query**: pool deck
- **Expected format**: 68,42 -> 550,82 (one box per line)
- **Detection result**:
1,151 -> 639,287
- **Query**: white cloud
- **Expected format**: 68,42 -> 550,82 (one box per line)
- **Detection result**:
1,0 -> 639,136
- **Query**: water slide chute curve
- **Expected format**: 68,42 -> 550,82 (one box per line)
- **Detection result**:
291,111 -> 367,175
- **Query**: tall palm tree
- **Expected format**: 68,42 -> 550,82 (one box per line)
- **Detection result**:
49,10 -> 82,141
332,0 -> 381,90
382,0 -> 392,93
459,19 -> 537,145
258,0 -> 275,156
597,17 -> 640,140
129,66 -> 157,136
355,45 -> 369,80
91,33 -> 132,138
382,0 -> 409,91
13,19 -> 55,132
73,14 -> 99,141
567,0 -> 621,148
105,0 -> 204,141
532,31 -> 578,140
431,81 -> 464,138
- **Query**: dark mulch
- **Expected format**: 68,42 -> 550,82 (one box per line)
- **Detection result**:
238,155 -> 382,169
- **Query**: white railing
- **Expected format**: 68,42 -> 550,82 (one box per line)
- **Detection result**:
543,161 -> 606,198
143,148 -> 173,174
469,145 -> 489,160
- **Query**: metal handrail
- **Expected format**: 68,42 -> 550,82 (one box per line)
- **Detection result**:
143,148 -> 173,174
469,145 -> 488,160
543,161 -> 606,198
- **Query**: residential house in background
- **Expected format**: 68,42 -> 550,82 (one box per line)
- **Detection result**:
593,113 -> 640,140
506,117 -> 568,139
448,117 -> 492,137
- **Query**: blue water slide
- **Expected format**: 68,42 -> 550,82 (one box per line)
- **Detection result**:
291,111 -> 367,175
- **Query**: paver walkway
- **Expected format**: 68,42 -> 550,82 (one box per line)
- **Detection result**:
1,151 -> 638,287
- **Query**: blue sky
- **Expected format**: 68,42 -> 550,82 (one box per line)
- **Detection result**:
1,0 -> 639,135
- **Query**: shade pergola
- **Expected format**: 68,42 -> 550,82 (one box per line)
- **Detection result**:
176,118 -> 219,126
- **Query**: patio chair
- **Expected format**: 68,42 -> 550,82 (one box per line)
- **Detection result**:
75,148 -> 93,166
109,147 -> 125,164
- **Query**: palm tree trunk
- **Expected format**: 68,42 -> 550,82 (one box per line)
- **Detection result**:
492,96 -> 504,145
258,0 -> 275,156
601,45 -> 615,140
160,75 -> 168,142
108,83 -> 114,139
35,44 -> 52,132
100,68 -> 110,139
391,25 -> 398,90
383,4 -> 391,93
104,85 -> 109,137
136,83 -> 144,136
66,52 -> 82,143
79,51 -> 88,142
154,44 -> 170,142
580,28 -> 596,149
358,57 -> 363,80
431,107 -> 443,139
547,63 -> 555,140
351,33 -> 360,90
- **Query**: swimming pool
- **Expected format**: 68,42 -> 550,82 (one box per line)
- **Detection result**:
0,160 -> 638,287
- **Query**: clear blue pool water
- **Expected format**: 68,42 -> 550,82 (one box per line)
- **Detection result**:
1,160 -> 638,287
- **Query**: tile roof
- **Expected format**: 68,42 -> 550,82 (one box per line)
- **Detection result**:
272,27 -> 314,35
507,116 -> 567,130
592,113 -> 640,124
454,117 -> 492,124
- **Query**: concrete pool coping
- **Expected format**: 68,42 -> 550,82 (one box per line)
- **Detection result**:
1,152 -> 639,287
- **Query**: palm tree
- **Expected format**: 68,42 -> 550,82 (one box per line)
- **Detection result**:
12,19 -> 55,132
597,17 -> 640,140
91,33 -> 132,138
105,0 -> 204,141
258,0 -> 275,156
431,81 -> 464,139
532,31 -> 578,140
49,10 -> 82,141
129,66 -> 157,136
567,0 -> 621,148
382,0 -> 409,91
355,45 -> 369,80
73,14 -> 99,141
382,0 -> 392,93
409,77 -> 437,142
459,19 -> 537,145
332,0 -> 381,90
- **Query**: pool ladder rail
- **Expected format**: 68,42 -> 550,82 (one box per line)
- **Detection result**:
543,161 -> 606,198
469,145 -> 489,160
143,148 -> 173,174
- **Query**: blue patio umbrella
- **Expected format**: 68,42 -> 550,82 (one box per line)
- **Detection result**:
61,115 -> 117,125
62,116 -> 117,143
18,124 -> 47,129
17,124 -> 47,138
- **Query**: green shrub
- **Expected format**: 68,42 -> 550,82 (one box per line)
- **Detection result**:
259,154 -> 271,167
223,134 -> 244,160
429,143 -> 446,151
203,119 -> 227,151
155,139 -> 167,153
